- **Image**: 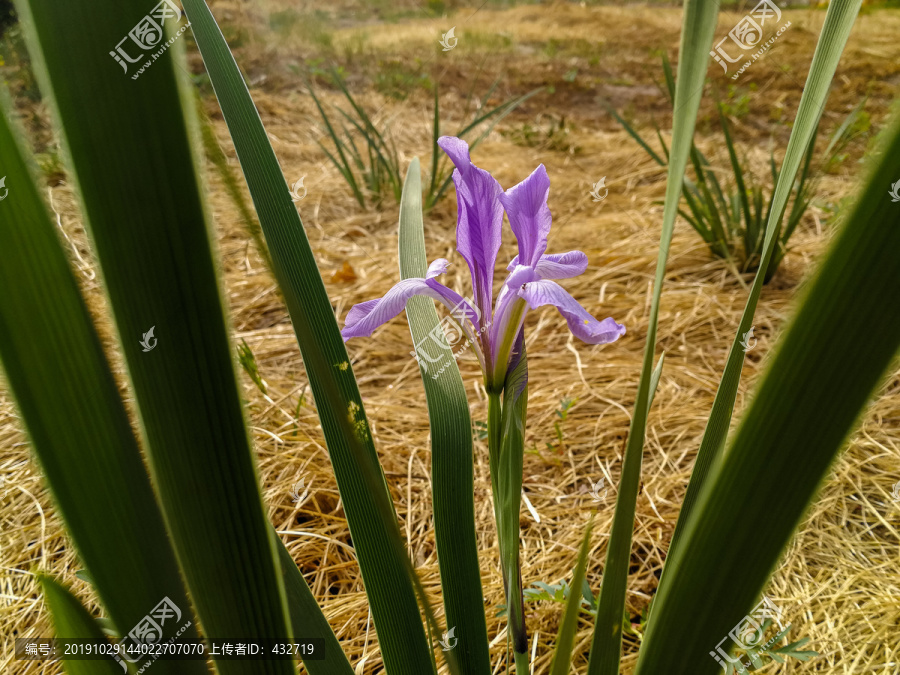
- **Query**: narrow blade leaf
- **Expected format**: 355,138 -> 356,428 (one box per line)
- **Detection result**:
549,515 -> 595,675
15,0 -> 295,670
587,0 -> 719,671
399,159 -> 491,675
274,528 -> 355,675
0,92 -> 203,674
180,1 -> 436,671
38,575 -> 125,675
636,104 -> 900,675
660,0 -> 864,577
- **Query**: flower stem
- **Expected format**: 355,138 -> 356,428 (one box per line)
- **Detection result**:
487,383 -> 529,673
487,392 -> 503,531
513,650 -> 530,675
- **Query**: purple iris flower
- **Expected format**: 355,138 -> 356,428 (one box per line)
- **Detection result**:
341,136 -> 625,391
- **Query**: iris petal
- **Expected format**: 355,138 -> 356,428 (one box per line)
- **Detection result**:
438,136 -> 503,320
341,265 -> 480,341
499,164 -> 552,268
427,258 -> 451,279
534,251 -> 588,280
519,279 -> 625,344
490,265 -> 538,359
508,250 -> 589,280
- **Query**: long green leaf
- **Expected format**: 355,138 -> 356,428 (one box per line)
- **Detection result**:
718,106 -> 753,243
549,515 -> 595,675
777,123 -> 820,252
455,87 -> 544,144
180,2 -> 437,672
15,1 -> 295,671
0,92 -> 203,675
399,159 -> 491,675
274,527 -> 355,675
428,86 -> 441,201
636,103 -> 900,675
648,353 -> 665,410
38,575 -> 124,675
586,0 -> 719,672
335,107 -> 397,193
660,0 -> 863,579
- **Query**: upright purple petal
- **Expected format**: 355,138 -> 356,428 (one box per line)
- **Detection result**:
520,280 -> 625,344
342,272 -> 479,341
438,136 -> 503,319
499,164 -> 552,268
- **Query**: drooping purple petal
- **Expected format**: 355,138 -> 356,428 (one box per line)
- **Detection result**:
345,298 -> 381,329
342,265 -> 480,341
520,280 -> 625,344
499,164 -> 551,268
507,250 -> 588,280
438,136 -> 503,319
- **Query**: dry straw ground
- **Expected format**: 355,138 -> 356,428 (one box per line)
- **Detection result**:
2,1 -> 900,673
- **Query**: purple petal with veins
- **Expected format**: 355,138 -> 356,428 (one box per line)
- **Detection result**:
499,164 -> 552,268
341,264 -> 480,341
507,250 -> 588,280
341,141 -> 625,387
438,136 -> 503,320
520,279 -> 625,344
426,258 -> 451,279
